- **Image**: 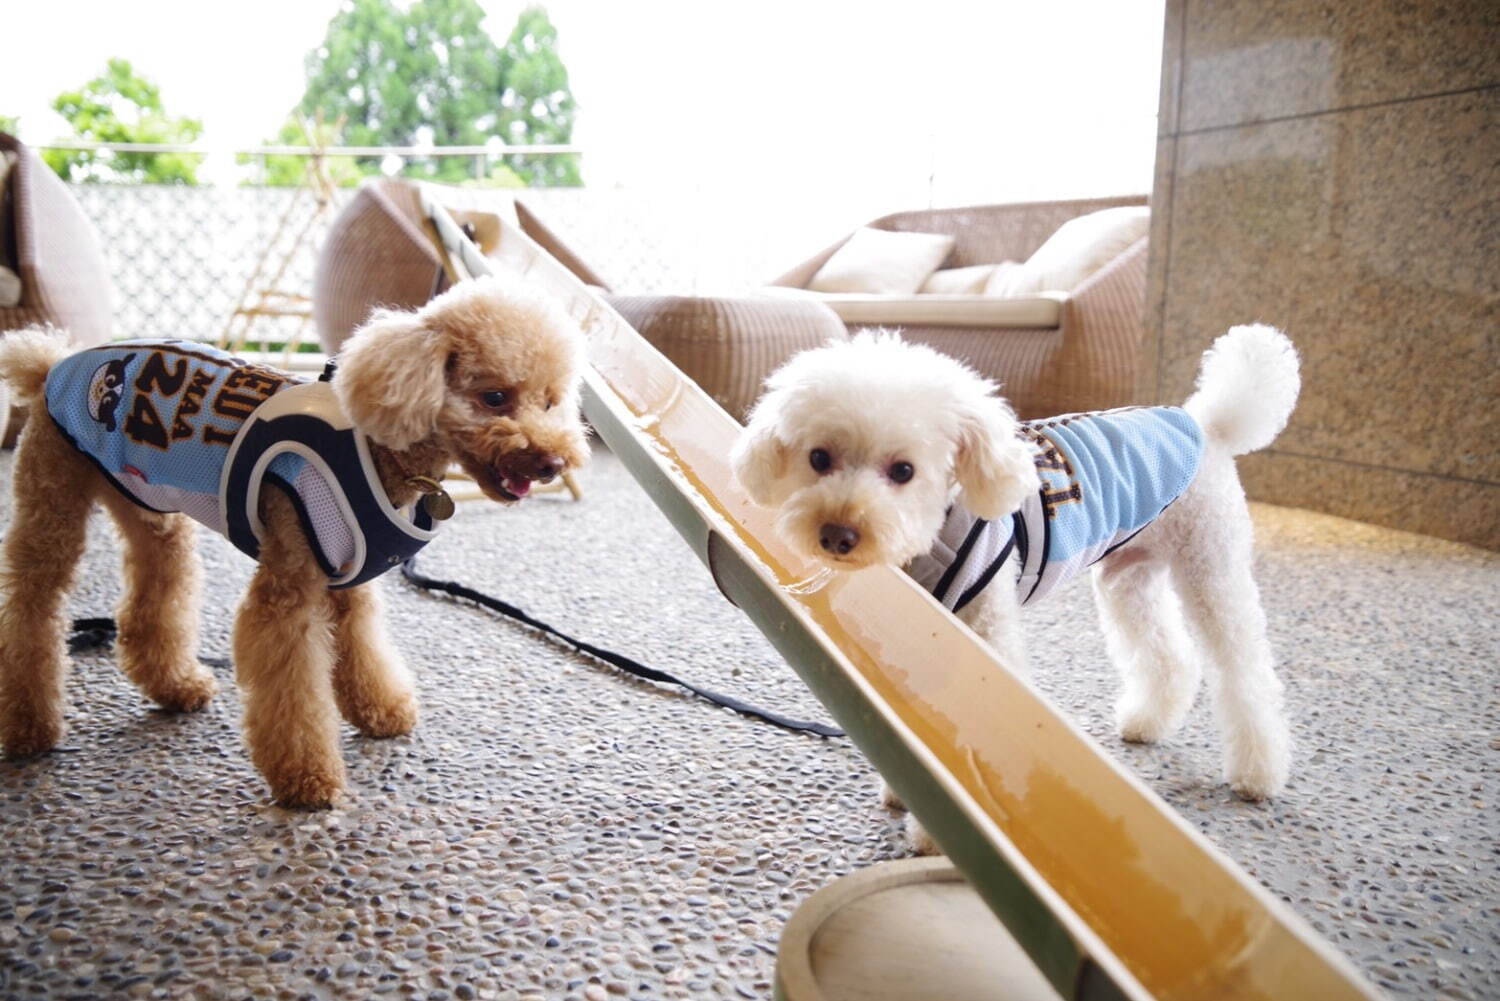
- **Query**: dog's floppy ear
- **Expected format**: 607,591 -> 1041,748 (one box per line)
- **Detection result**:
952,391 -> 1038,520
333,307 -> 450,450
730,403 -> 794,507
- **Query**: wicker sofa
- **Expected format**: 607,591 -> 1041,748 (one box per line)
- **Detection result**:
767,196 -> 1149,419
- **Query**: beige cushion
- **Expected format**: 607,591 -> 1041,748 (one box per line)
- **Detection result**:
985,206 -> 1149,296
809,227 -> 955,294
920,264 -> 1001,294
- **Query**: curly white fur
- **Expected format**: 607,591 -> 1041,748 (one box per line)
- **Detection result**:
1185,323 -> 1301,455
734,327 -> 1301,852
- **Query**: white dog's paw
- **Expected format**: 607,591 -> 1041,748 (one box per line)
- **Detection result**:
879,779 -> 906,811
1223,728 -> 1291,801
1115,696 -> 1189,745
904,813 -> 941,857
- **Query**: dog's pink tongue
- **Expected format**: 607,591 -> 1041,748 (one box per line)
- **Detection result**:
503,474 -> 532,498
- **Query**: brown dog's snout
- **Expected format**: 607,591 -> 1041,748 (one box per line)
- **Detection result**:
819,523 -> 860,556
530,454 -> 566,482
503,451 -> 567,483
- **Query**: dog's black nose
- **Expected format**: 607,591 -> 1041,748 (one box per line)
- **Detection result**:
819,523 -> 860,556
531,455 -> 565,482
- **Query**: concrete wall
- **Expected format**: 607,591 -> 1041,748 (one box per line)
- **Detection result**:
1144,1 -> 1499,550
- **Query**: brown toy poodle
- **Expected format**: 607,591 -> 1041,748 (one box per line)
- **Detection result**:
0,275 -> 588,807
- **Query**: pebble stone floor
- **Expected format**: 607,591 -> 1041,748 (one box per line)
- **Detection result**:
0,439 -> 1496,1001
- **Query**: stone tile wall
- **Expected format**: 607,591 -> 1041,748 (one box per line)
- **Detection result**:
1144,0 -> 1499,549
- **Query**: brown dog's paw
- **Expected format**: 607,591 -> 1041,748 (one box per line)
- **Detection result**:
1,711 -> 64,759
148,670 -> 218,713
270,770 -> 347,810
352,695 -> 418,739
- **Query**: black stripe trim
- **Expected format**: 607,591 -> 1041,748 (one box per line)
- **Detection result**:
1023,496 -> 1049,605
1090,495 -> 1181,566
225,414 -> 435,588
931,514 -> 989,605
953,532 -> 1016,614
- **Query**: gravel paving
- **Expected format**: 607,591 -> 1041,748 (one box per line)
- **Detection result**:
0,440 -> 1495,1000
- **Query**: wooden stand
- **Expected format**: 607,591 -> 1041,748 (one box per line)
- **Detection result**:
218,115 -> 340,369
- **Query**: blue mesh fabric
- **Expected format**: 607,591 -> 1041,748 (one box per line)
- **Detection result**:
265,452 -> 357,574
1029,406 -> 1203,565
915,406 -> 1205,610
45,339 -> 293,531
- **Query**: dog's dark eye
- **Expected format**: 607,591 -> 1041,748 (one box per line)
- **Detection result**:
481,390 -> 510,410
888,461 -> 915,484
809,448 -> 832,473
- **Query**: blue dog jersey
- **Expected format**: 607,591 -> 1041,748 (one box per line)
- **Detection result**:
45,339 -> 438,587
907,406 -> 1204,612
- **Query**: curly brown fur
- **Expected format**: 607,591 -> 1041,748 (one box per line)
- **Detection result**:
0,277 -> 588,807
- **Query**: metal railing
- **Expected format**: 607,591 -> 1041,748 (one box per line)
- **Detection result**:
36,138 -> 586,187
22,141 -> 931,345
38,141 -> 584,156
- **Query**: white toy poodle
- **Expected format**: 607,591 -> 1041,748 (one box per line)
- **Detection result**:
731,325 -> 1300,840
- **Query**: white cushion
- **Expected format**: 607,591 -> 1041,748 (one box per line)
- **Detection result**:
758,287 -> 1063,328
809,227 -> 955,294
985,206 -> 1149,297
919,264 -> 1000,294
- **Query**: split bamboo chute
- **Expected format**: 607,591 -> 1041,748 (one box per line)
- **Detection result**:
420,189 -> 1380,1001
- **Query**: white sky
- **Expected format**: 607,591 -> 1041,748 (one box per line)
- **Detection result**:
3,0 -> 1166,207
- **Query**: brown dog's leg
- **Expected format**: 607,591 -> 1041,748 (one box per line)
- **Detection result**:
232,489 -> 344,807
96,493 -> 216,712
0,418 -> 97,757
329,583 -> 419,739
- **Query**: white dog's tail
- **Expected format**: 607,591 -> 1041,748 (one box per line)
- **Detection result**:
1183,324 -> 1300,456
0,325 -> 70,407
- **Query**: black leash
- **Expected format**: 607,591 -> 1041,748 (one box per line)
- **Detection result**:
67,619 -> 230,669
63,564 -> 844,738
397,559 -> 845,738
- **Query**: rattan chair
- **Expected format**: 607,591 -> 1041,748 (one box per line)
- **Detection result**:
770,196 -> 1149,419
313,177 -> 610,354
0,132 -> 115,440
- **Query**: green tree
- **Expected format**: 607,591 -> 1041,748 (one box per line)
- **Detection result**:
294,0 -> 580,186
494,7 -> 581,187
405,0 -> 504,181
43,59 -> 204,184
297,0 -> 430,176
0,115 -> 18,136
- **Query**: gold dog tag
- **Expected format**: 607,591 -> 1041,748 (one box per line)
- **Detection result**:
422,489 -> 456,521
